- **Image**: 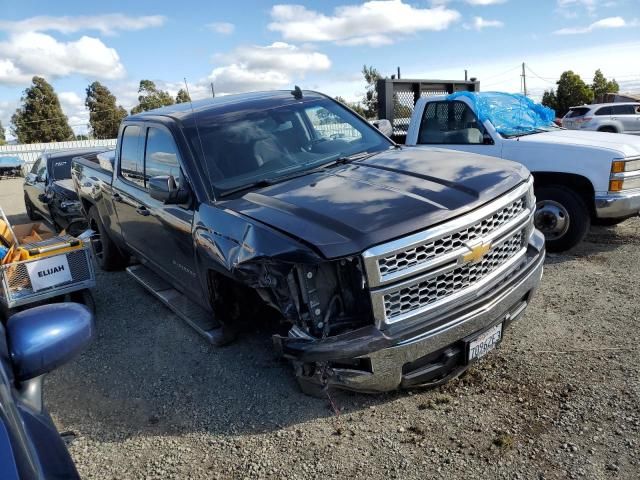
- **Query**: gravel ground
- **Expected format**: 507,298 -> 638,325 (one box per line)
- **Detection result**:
2,177 -> 639,479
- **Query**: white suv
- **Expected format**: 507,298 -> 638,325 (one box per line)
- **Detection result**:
562,102 -> 640,135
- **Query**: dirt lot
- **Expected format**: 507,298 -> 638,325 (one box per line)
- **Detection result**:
1,177 -> 639,479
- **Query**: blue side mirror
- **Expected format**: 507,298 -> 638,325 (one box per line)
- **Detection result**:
7,303 -> 94,382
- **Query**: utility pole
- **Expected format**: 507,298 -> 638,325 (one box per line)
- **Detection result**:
521,62 -> 527,97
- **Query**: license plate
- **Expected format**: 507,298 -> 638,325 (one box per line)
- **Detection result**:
468,323 -> 502,362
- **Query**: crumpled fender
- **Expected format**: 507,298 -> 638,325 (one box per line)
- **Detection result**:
192,202 -> 324,318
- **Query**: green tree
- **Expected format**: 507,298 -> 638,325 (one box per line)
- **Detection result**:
591,69 -> 619,101
334,96 -> 368,117
541,71 -> 593,117
130,80 -> 174,114
10,76 -> 74,144
0,120 -> 6,145
175,88 -> 191,104
541,90 -> 558,113
85,81 -> 128,139
362,65 -> 382,118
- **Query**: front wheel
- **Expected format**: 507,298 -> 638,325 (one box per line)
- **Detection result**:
88,206 -> 128,271
534,186 -> 590,252
24,194 -> 38,220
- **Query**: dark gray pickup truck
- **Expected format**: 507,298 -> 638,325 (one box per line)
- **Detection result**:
71,90 -> 545,394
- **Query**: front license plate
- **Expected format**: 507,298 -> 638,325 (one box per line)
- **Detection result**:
468,323 -> 502,362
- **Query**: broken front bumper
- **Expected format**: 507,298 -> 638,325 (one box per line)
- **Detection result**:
277,230 -> 545,393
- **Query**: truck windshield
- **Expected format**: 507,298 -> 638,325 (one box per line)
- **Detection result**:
185,98 -> 392,196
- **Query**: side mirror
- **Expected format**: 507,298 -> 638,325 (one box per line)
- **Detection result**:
483,133 -> 495,145
25,173 -> 37,184
372,119 -> 393,137
7,303 -> 94,382
149,175 -> 190,204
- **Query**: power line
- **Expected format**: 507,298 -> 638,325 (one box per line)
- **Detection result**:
525,65 -> 556,85
481,65 -> 521,81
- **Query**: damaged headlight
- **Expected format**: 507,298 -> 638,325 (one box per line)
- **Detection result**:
60,200 -> 81,212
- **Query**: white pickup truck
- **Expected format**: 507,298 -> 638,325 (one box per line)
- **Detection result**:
402,92 -> 640,251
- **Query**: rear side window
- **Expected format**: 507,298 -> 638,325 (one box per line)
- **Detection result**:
565,108 -> 590,118
144,127 -> 181,187
50,156 -> 73,180
595,107 -> 612,116
418,101 -> 485,145
120,125 -> 143,187
611,105 -> 636,115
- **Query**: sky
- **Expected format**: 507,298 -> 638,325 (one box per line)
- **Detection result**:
0,0 -> 639,138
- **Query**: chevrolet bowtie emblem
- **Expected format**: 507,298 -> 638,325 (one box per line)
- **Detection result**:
462,241 -> 492,264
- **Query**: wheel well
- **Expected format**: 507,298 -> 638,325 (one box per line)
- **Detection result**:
207,270 -> 277,329
531,172 -> 595,216
598,126 -> 617,133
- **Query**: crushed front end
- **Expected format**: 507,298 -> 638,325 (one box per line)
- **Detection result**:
273,178 -> 545,394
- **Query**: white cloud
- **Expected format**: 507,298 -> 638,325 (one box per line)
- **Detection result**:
0,32 -> 125,85
208,42 -> 331,94
554,16 -> 634,34
268,1 -> 460,47
207,22 -> 235,34
58,91 -> 90,135
464,16 -> 504,30
557,0 -> 596,11
466,0 -> 507,5
0,14 -> 166,36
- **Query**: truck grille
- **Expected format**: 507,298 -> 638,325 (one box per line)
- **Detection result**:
378,196 -> 526,280
383,231 -> 524,321
363,179 -> 534,326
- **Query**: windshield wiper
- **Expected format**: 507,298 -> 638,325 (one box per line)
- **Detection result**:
218,179 -> 277,198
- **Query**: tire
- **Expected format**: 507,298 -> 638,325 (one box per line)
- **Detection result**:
24,194 -> 38,220
598,126 -> 617,133
69,289 -> 96,314
534,185 -> 590,252
88,205 -> 128,271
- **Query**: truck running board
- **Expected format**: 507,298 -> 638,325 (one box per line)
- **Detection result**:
126,264 -> 223,344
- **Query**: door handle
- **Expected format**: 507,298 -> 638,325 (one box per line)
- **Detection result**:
136,206 -> 150,216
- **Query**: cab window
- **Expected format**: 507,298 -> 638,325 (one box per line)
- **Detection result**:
143,127 -> 181,187
119,125 -> 143,187
418,101 -> 485,145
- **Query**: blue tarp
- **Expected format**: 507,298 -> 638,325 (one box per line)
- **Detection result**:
0,156 -> 23,168
447,92 -> 556,136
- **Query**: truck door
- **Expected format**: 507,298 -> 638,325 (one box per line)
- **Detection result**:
415,100 -> 502,158
114,124 -> 199,292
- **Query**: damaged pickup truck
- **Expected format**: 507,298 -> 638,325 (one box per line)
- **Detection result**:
71,90 -> 545,394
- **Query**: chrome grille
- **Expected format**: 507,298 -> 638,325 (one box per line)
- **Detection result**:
378,195 -> 527,280
383,231 -> 525,321
363,179 -> 535,326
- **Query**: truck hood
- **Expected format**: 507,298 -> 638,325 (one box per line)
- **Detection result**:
220,147 -> 528,259
515,130 -> 640,158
